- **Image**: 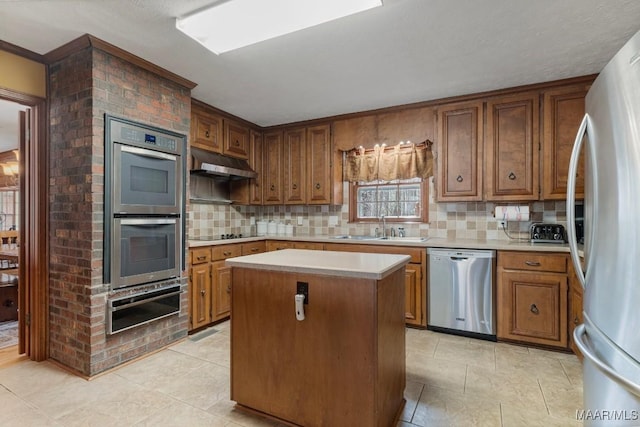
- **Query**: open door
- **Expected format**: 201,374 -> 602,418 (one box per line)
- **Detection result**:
18,110 -> 28,355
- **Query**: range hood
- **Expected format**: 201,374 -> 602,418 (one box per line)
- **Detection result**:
190,146 -> 257,180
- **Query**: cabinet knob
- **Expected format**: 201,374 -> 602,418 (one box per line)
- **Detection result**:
530,303 -> 539,314
271,184 -> 275,191
200,289 -> 206,296
205,130 -> 210,138
574,316 -> 580,325
456,175 -> 463,182
508,172 -> 516,180
315,183 -> 321,190
292,183 -> 297,190
227,284 -> 231,293
234,139 -> 240,146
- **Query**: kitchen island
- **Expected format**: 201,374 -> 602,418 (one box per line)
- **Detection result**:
226,249 -> 410,427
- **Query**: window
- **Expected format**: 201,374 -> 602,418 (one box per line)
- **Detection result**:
0,189 -> 19,230
349,178 -> 428,223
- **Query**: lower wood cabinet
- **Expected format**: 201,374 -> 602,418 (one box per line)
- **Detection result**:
497,251 -> 568,348
188,241 -> 266,331
324,242 -> 426,327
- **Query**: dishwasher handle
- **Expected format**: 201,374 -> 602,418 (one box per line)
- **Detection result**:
451,256 -> 469,261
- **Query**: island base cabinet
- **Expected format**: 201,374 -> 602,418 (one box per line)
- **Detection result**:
231,267 -> 406,427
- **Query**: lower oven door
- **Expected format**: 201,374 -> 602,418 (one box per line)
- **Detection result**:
112,217 -> 181,289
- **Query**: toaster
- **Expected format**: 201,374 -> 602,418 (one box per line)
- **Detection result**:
530,223 -> 566,243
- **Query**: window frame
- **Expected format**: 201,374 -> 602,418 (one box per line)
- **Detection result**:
348,179 -> 429,223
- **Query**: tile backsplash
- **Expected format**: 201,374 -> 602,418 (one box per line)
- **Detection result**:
188,179 -> 568,242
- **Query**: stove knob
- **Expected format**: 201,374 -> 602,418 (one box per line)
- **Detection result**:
553,233 -> 561,240
238,233 -> 243,238
220,234 -> 225,240
533,233 -> 539,240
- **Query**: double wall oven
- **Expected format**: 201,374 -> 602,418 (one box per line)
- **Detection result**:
104,116 -> 186,334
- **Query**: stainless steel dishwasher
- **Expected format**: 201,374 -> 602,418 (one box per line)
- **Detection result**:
428,248 -> 496,339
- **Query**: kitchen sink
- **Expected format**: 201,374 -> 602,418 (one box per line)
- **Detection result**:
377,236 -> 429,242
329,235 -> 379,240
329,235 -> 429,242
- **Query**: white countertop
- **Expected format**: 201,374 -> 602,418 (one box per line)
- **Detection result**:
189,234 -> 571,253
225,249 -> 411,280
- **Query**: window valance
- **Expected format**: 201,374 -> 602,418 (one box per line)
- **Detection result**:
343,140 -> 433,182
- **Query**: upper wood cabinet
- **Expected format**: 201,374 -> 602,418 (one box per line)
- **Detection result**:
542,85 -> 588,200
263,131 -> 284,205
224,119 -> 250,159
231,129 -> 263,205
191,107 -> 223,153
306,124 -> 332,204
436,101 -> 483,201
485,92 -> 540,201
283,128 -> 307,204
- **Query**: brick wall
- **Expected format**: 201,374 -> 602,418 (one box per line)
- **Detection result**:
49,46 -> 190,376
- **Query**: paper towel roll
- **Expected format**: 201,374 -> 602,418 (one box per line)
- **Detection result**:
494,205 -> 530,222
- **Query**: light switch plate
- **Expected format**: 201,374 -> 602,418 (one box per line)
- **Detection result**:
297,216 -> 303,226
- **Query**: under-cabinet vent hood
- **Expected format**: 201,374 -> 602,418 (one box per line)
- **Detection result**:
190,146 -> 257,180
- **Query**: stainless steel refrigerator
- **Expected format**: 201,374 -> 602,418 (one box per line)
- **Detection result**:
567,29 -> 640,425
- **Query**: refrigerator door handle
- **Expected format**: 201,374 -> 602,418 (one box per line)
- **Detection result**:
574,323 -> 640,397
567,113 -> 589,289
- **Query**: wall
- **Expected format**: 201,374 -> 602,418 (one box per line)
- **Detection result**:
49,46 -> 191,376
0,50 -> 46,97
188,179 -> 567,242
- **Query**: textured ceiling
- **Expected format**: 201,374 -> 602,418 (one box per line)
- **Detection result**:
1,0 -> 640,127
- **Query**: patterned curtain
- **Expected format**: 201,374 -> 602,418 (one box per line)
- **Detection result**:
344,140 -> 433,182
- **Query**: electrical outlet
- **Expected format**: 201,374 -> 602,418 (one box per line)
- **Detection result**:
500,220 -> 507,228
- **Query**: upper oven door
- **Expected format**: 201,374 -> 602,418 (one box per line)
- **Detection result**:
112,143 -> 182,215
111,217 -> 181,289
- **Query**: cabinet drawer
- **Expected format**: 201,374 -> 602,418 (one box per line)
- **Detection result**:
324,243 -> 422,263
212,244 -> 243,261
190,248 -> 211,265
241,241 -> 266,255
498,251 -> 567,273
267,241 -> 295,251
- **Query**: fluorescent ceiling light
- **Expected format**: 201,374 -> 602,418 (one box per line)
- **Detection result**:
176,0 -> 382,54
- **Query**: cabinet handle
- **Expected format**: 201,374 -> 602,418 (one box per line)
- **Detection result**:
524,260 -> 541,267
196,255 -> 207,261
250,248 -> 259,252
227,284 -> 231,293
530,303 -> 539,314
315,183 -> 321,189
205,130 -> 210,138
292,183 -> 297,190
574,316 -> 580,325
508,172 -> 516,180
223,251 -> 232,256
234,139 -> 240,146
456,175 -> 463,182
200,289 -> 206,296
271,184 -> 275,191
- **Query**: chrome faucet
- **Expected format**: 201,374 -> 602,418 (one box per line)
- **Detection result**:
379,215 -> 386,239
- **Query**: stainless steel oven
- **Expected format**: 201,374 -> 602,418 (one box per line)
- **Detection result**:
111,217 -> 181,289
108,118 -> 182,215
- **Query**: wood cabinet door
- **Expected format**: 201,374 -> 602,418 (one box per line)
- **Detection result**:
436,101 -> 483,201
248,130 -> 263,204
485,93 -> 540,201
404,263 -> 422,326
497,270 -> 567,348
568,263 -> 584,359
542,85 -> 588,200
191,110 -> 223,153
263,131 -> 284,205
212,260 -> 231,320
306,124 -> 332,204
284,128 -> 306,204
189,263 -> 212,330
224,119 -> 250,159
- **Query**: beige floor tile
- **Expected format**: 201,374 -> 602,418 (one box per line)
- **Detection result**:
171,331 -> 231,368
207,399 -> 281,426
465,364 -> 548,411
406,351 -> 468,393
0,359 -> 85,398
501,401 -> 583,427
405,328 -> 439,355
496,345 -> 571,385
539,376 -> 584,420
412,385 -> 502,427
156,361 -> 230,409
560,357 -> 584,387
401,379 -> 424,422
133,400 -> 230,426
434,337 -> 496,370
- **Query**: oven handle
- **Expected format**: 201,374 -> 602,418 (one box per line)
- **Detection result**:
120,144 -> 177,161
119,218 -> 177,226
109,288 -> 183,312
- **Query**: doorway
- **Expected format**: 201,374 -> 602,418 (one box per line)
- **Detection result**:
0,90 -> 48,363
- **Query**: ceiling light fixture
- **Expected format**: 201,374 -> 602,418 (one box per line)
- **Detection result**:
176,0 -> 382,54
